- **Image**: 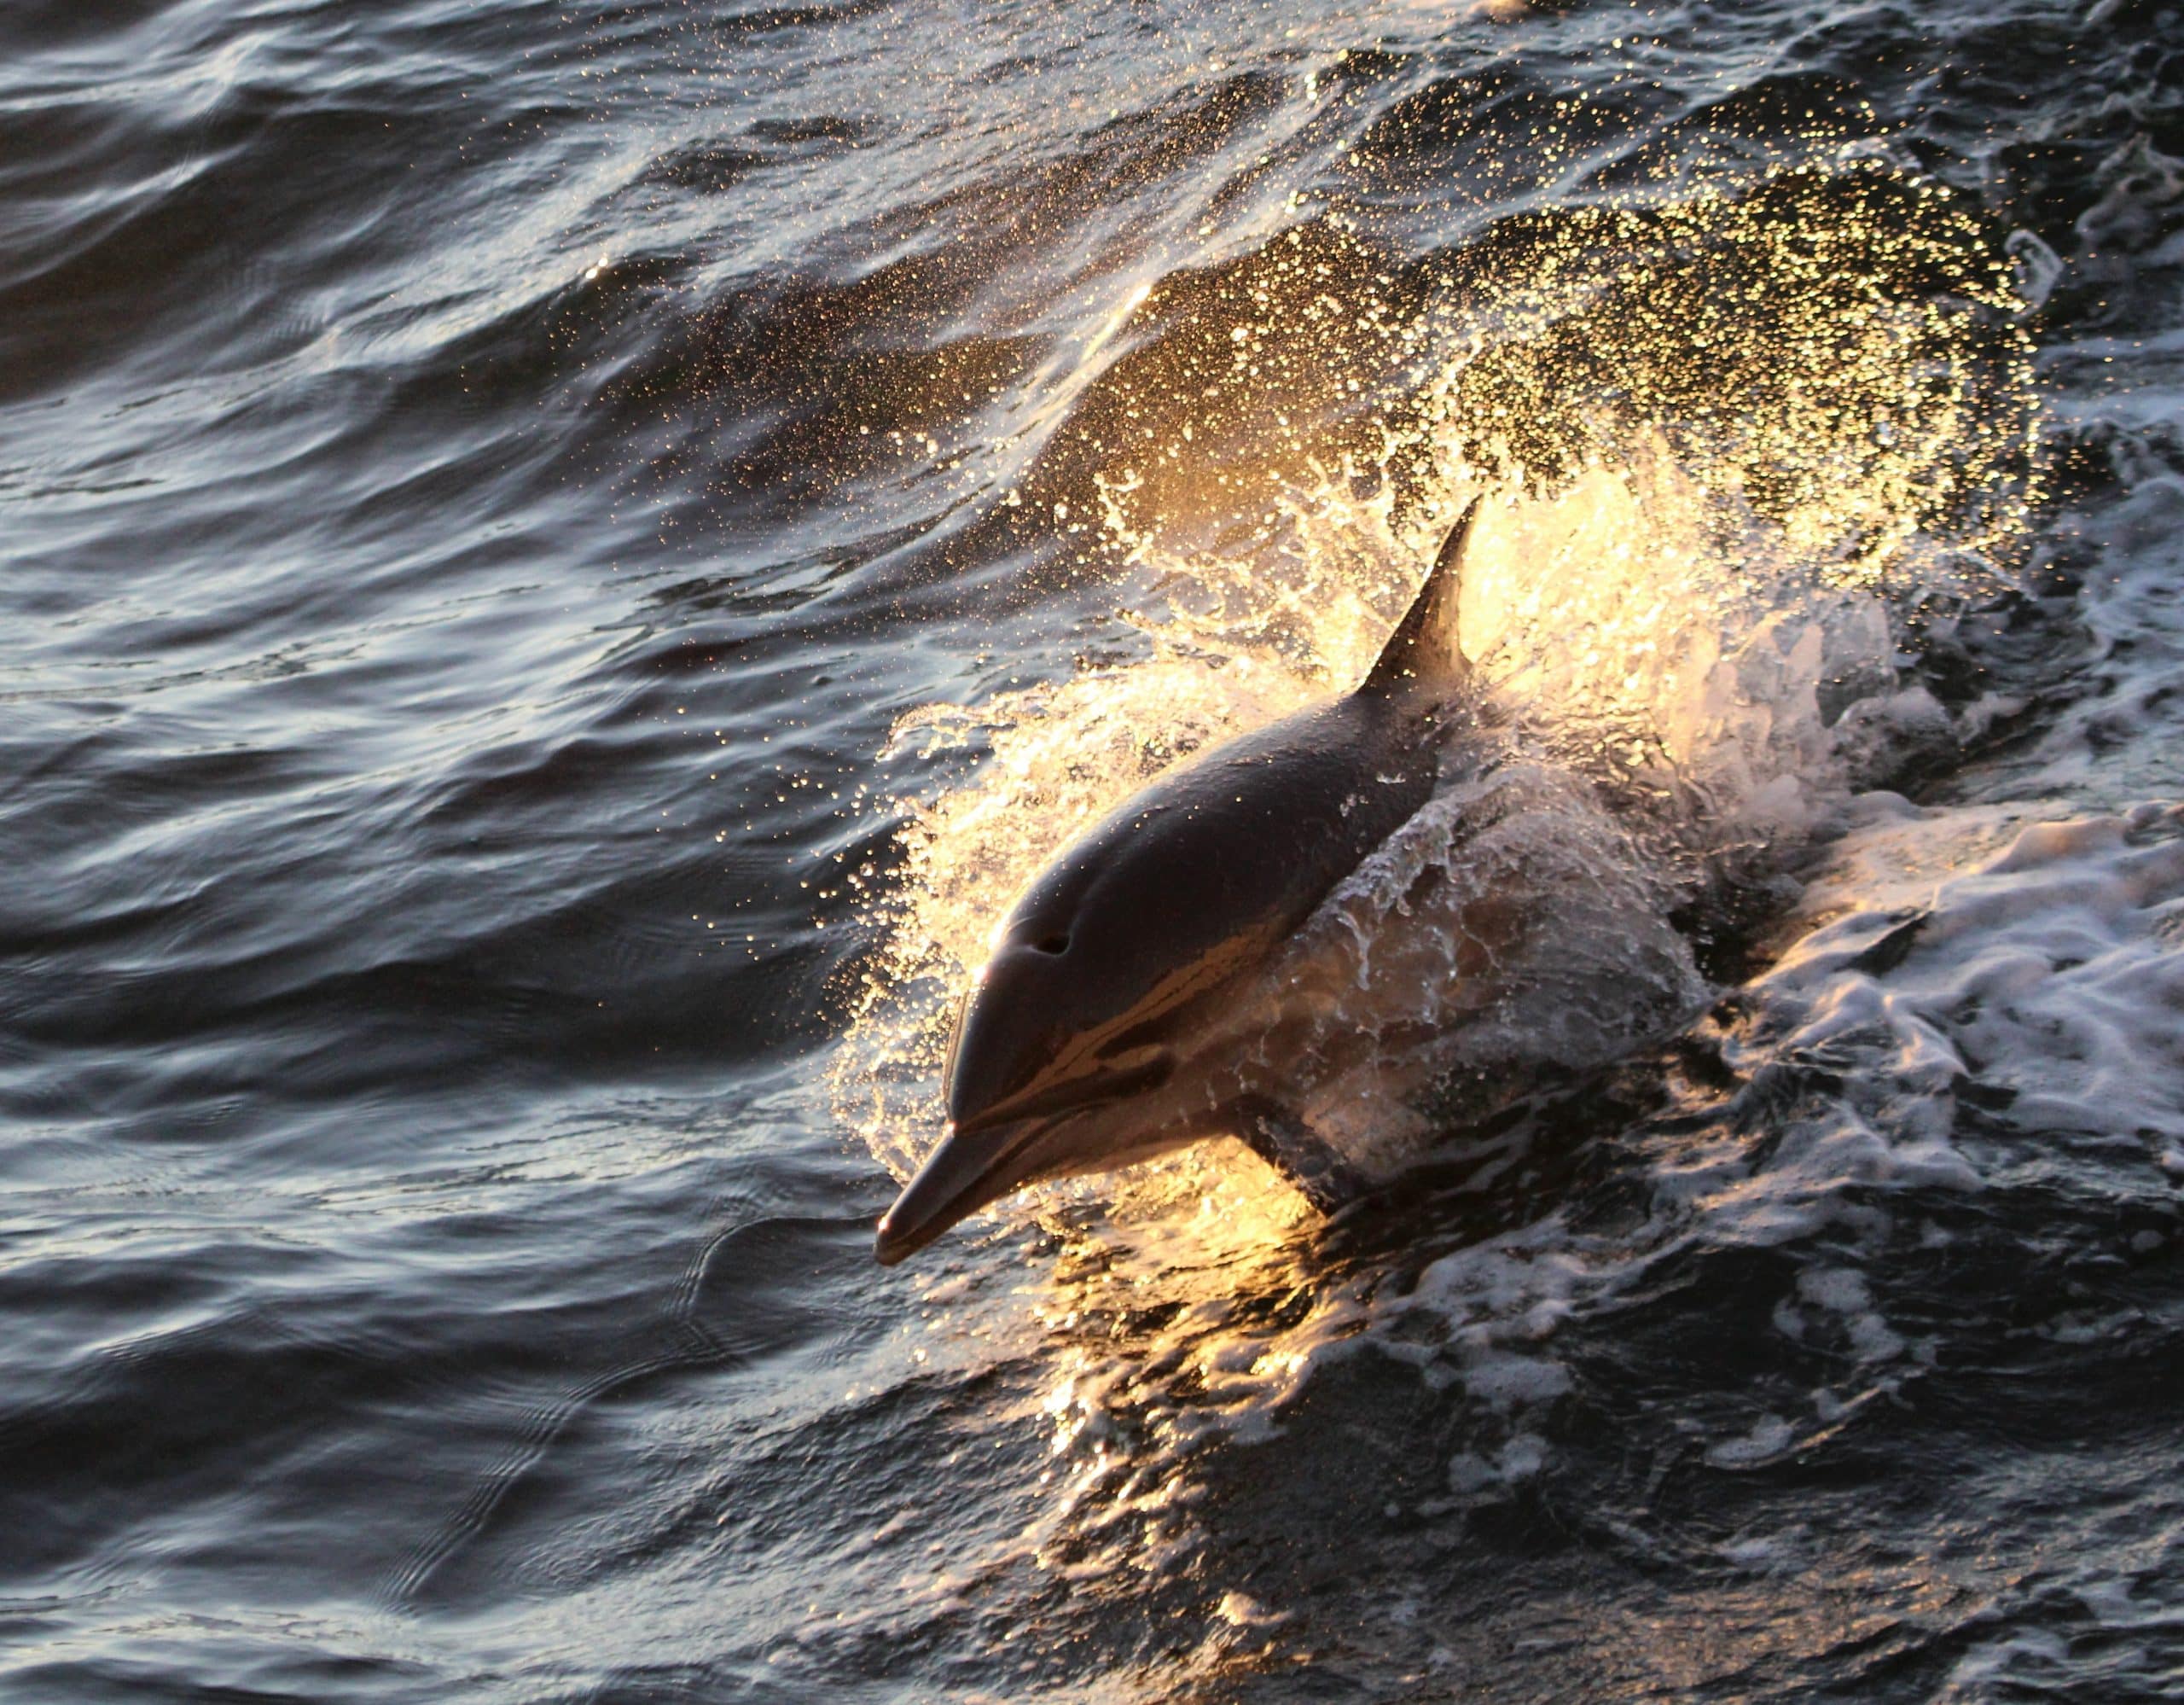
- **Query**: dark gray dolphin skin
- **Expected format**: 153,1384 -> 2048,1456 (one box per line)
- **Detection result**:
874,498 -> 1485,1265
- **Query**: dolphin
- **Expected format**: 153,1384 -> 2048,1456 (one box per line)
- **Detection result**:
874,498 -> 1489,1265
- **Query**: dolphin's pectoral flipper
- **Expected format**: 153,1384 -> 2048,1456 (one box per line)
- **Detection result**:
1231,1097 -> 1366,1216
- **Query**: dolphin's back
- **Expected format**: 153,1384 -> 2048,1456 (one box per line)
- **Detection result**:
1006,498 -> 1484,992
1019,695 -> 1425,958
947,690 -> 1439,1126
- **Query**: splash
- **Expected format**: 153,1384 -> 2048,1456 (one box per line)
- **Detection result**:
819,157 -> 2049,1700
830,154 -> 2041,1250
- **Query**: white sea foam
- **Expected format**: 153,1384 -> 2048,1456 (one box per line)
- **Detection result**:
1753,800 -> 2184,1146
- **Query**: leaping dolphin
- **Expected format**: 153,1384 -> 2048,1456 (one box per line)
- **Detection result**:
874,498 -> 1489,1265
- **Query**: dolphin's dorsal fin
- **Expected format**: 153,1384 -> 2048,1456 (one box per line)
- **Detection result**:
1361,496 -> 1480,697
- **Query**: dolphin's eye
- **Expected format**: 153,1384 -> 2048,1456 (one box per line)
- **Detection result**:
1031,933 -> 1071,956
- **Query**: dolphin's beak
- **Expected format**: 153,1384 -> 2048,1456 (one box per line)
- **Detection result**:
874,1117 -> 1051,1266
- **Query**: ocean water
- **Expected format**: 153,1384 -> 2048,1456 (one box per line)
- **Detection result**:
4,0 -> 2184,1699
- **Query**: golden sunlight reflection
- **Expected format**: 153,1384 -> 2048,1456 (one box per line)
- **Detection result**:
1004,1149 -> 1353,1591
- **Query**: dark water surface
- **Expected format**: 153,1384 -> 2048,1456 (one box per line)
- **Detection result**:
6,0 -> 2184,1699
